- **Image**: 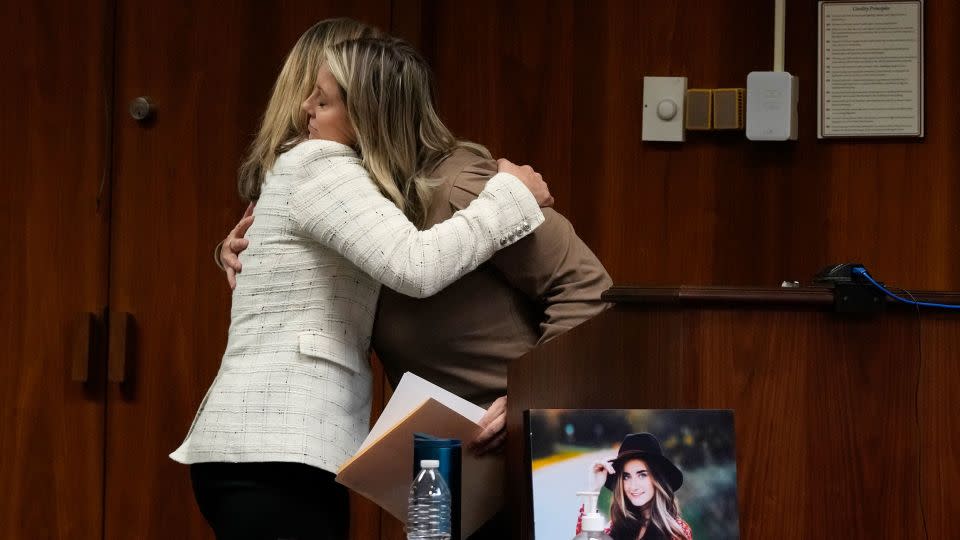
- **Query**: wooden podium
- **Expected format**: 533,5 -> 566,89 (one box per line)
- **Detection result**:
506,286 -> 960,539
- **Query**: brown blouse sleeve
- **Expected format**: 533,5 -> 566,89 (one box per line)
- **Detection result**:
450,164 -> 612,343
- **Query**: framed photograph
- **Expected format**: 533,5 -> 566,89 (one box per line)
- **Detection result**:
526,409 -> 740,540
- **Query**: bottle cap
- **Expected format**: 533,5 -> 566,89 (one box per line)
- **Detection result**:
420,459 -> 440,468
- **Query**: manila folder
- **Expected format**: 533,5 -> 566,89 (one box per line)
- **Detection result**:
335,397 -> 504,539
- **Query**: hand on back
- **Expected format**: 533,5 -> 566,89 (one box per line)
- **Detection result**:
220,203 -> 255,289
497,158 -> 554,208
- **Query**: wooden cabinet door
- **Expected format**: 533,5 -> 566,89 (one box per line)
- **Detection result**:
0,1 -> 113,538
103,2 -> 390,538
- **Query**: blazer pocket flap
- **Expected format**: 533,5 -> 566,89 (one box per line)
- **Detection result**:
298,331 -> 363,374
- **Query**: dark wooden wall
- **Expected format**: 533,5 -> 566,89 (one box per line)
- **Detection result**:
416,0 -> 960,291
0,1 -> 112,537
507,290 -> 960,539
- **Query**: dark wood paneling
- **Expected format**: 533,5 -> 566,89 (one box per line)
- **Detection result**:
418,0 -> 960,291
603,285 -> 960,305
508,300 -> 957,539
0,1 -> 112,538
418,0 -> 574,213
371,363 -> 406,539
919,316 -> 960,539
104,3 -> 391,538
352,355 -> 389,540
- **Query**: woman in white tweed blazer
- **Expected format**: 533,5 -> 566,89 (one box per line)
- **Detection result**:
170,21 -> 550,540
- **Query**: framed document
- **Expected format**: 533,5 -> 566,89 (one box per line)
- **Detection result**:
818,1 -> 924,138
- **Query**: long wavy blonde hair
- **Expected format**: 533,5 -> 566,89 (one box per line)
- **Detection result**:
238,18 -> 381,201
610,459 -> 687,540
325,37 -> 490,227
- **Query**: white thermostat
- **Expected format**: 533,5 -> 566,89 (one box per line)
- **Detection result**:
642,76 -> 687,142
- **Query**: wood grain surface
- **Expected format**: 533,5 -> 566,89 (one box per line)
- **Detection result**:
508,294 -> 959,539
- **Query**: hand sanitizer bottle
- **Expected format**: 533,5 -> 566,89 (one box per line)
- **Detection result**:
573,491 -> 614,540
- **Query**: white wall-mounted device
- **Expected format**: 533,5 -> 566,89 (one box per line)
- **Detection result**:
746,71 -> 798,140
642,76 -> 687,142
745,0 -> 799,141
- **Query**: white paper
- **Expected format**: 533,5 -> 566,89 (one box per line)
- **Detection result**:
358,371 -> 486,452
818,0 -> 924,137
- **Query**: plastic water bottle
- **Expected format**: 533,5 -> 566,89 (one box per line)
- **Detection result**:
407,459 -> 452,540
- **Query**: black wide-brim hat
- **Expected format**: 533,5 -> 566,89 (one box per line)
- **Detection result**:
604,432 -> 683,492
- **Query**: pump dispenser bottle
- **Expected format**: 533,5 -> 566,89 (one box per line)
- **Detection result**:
573,491 -> 614,540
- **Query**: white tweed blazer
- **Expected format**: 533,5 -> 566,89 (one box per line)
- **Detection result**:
170,140 -> 543,473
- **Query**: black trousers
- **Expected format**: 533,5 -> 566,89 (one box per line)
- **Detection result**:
190,462 -> 349,540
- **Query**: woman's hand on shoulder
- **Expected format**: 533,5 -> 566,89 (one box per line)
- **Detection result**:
497,158 -> 554,207
589,459 -> 615,492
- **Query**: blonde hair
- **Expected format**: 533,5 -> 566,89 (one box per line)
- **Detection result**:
325,37 -> 490,227
610,459 -> 687,540
238,18 -> 381,201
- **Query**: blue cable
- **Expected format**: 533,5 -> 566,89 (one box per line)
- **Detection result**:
851,266 -> 960,310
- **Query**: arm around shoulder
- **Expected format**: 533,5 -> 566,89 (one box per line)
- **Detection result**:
289,146 -> 544,298
450,169 -> 612,342
488,208 -> 612,342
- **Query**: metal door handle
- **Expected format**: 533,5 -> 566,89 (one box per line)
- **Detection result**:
129,97 -> 155,121
108,311 -> 132,383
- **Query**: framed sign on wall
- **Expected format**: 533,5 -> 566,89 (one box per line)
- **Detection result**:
818,0 -> 925,138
